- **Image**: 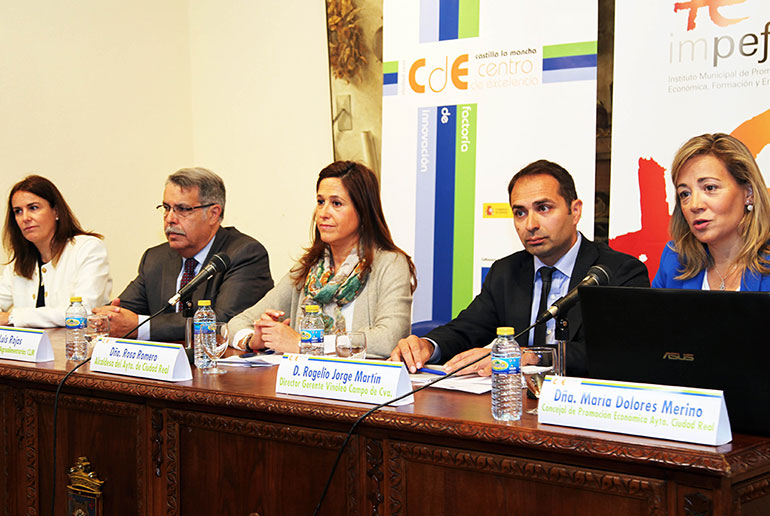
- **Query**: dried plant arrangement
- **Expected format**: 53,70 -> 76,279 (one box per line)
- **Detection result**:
327,0 -> 368,83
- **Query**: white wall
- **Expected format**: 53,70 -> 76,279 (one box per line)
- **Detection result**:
0,0 -> 333,293
188,0 -> 333,277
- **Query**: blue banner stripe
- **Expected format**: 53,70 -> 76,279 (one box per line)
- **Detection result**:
414,107 -> 437,322
420,0 -> 440,43
383,72 -> 398,85
383,83 -> 399,96
542,54 -> 597,71
438,0 -> 459,41
542,67 -> 597,83
433,105 -> 456,320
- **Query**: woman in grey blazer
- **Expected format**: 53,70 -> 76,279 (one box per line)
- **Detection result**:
229,161 -> 416,358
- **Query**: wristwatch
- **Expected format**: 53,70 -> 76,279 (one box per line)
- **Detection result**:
242,333 -> 254,352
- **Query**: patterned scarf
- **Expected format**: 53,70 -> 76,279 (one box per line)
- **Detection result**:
301,247 -> 368,335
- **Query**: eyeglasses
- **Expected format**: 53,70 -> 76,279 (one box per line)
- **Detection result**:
156,203 -> 215,217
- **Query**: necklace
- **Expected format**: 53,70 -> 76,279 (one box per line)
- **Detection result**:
712,262 -> 735,291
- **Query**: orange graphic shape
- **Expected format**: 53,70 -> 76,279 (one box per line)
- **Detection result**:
731,109 -> 770,156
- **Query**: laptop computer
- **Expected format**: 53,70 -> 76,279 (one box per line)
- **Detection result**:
579,285 -> 770,436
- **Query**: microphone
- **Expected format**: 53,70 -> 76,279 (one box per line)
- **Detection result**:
167,253 -> 231,306
535,264 -> 611,324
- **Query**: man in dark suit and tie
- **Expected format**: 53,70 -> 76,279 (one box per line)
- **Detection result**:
95,167 -> 273,341
391,160 -> 649,376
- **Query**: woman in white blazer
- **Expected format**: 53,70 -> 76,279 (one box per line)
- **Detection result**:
229,161 -> 416,358
0,175 -> 112,328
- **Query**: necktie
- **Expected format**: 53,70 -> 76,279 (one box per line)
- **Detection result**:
177,257 -> 198,311
533,266 -> 554,346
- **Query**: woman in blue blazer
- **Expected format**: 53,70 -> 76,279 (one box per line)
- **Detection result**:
653,133 -> 770,291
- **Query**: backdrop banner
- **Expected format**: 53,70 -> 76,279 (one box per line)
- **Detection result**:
610,0 -> 770,279
381,0 -> 598,323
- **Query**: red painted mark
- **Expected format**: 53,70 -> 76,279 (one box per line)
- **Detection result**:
609,158 -> 670,279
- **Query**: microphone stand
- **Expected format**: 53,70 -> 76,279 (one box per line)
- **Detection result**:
555,316 -> 568,376
182,298 -> 195,350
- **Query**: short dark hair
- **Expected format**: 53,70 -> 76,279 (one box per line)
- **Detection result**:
507,160 -> 578,205
3,175 -> 101,279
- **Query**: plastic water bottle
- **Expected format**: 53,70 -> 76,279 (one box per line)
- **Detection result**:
491,326 -> 522,421
193,300 -> 215,369
65,296 -> 88,360
299,305 -> 324,355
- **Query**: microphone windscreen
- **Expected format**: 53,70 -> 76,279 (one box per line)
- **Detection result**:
588,264 -> 611,285
211,253 -> 231,272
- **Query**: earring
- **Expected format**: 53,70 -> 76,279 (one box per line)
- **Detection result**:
747,203 -> 754,212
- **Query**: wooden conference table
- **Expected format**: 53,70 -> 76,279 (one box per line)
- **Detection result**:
1,329 -> 769,516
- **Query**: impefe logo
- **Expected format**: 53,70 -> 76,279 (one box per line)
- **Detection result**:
674,0 -> 749,31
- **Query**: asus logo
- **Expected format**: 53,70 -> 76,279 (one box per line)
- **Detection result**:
662,352 -> 694,362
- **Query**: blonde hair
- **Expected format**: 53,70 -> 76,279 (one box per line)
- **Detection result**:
668,133 -> 770,279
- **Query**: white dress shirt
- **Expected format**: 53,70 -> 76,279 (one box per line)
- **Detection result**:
527,233 -> 582,346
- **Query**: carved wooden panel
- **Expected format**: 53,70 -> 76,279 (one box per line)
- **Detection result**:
1,364 -> 758,478
734,472 -> 770,515
387,441 -> 667,516
23,389 -> 146,516
0,385 -> 10,516
682,491 -> 712,516
164,408 -> 358,516
365,437 -> 384,516
728,442 -> 770,477
387,441 -> 404,516
151,409 -> 164,478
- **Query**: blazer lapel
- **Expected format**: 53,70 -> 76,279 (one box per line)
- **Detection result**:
512,255 -> 535,346
742,269 -> 762,291
566,238 -> 599,341
199,227 -> 226,303
161,249 -> 183,312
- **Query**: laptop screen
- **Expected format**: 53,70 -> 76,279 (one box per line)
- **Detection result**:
580,285 -> 770,436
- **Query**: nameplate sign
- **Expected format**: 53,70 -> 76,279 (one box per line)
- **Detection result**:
538,376 -> 731,446
275,354 -> 414,406
91,338 -> 192,382
0,326 -> 54,362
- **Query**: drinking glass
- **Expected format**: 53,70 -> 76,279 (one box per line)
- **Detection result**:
522,347 -> 556,415
335,331 -> 367,359
85,314 -> 110,347
202,322 -> 229,375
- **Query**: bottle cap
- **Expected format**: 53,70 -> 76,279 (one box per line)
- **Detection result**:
70,296 -> 82,303
496,326 -> 514,336
305,304 -> 320,313
197,300 -> 211,306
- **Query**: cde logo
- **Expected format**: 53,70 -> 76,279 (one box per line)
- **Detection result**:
408,54 -> 469,93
